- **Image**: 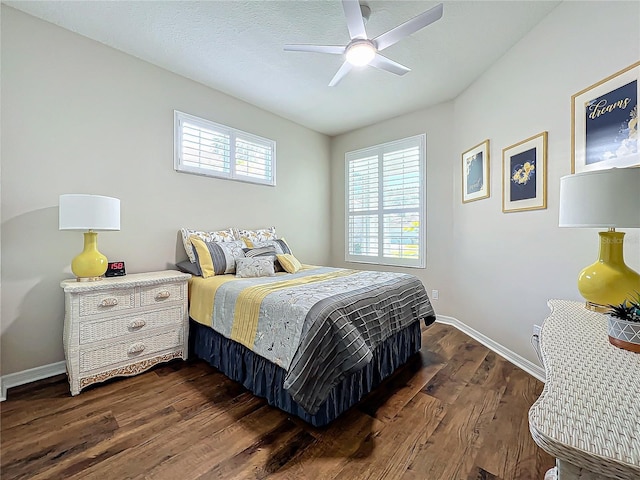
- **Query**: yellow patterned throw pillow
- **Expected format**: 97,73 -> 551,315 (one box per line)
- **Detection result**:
189,236 -> 246,278
276,253 -> 302,273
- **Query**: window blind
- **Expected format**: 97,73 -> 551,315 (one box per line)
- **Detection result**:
345,135 -> 426,268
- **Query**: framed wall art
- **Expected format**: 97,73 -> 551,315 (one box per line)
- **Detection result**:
462,139 -> 490,203
572,61 -> 639,173
502,132 -> 547,213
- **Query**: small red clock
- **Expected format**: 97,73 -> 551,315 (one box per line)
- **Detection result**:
105,261 -> 126,277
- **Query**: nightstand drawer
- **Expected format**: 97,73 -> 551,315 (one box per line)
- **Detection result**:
79,329 -> 183,373
140,282 -> 184,306
79,289 -> 135,317
78,306 -> 184,344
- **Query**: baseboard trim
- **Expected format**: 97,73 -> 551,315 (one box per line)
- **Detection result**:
436,314 -> 546,383
1,361 -> 66,401
0,317 -> 545,401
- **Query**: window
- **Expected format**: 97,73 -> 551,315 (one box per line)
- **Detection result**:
174,111 -> 276,186
345,134 -> 426,268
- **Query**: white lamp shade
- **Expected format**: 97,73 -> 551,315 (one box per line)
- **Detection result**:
559,168 -> 640,228
59,194 -> 120,231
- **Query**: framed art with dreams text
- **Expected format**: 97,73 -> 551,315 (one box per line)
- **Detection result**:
462,139 -> 490,203
502,132 -> 547,213
572,61 -> 639,173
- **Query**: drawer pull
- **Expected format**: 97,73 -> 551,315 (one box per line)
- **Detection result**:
155,291 -> 171,300
99,298 -> 119,307
128,319 -> 146,329
127,343 -> 146,355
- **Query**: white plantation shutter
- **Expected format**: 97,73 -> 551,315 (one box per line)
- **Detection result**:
181,120 -> 231,175
348,155 -> 379,257
345,135 -> 426,268
174,111 -> 275,186
235,134 -> 274,182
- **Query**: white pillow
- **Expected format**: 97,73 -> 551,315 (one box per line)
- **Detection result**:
235,227 -> 277,243
235,257 -> 276,278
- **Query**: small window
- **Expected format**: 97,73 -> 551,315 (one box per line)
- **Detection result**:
345,134 -> 426,268
174,111 -> 276,186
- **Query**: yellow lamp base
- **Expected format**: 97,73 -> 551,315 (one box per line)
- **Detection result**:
71,231 -> 108,281
578,231 -> 640,310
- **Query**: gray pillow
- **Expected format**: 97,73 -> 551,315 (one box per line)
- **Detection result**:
176,260 -> 201,276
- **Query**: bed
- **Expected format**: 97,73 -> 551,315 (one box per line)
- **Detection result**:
187,264 -> 435,426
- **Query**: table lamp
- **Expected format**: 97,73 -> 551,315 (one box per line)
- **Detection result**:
559,168 -> 640,312
59,194 -> 121,281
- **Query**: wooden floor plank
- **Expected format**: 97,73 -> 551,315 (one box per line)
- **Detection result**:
265,409 -> 385,480
422,339 -> 490,405
0,324 -> 554,480
404,379 -> 506,479
139,406 -> 290,480
333,392 -> 446,480
28,406 -> 183,480
196,421 -> 316,479
1,412 -> 119,480
66,393 -> 267,480
356,349 -> 446,422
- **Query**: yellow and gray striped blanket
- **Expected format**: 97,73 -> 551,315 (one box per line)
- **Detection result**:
189,266 -> 434,414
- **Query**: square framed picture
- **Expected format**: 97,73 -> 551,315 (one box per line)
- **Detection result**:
502,132 -> 547,213
462,139 -> 490,203
572,61 -> 639,173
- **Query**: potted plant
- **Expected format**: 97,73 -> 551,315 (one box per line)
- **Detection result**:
607,293 -> 640,353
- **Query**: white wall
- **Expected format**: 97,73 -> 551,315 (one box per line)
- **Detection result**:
330,103 -> 456,314
1,7 -> 331,375
451,0 -> 639,365
333,0 -> 640,366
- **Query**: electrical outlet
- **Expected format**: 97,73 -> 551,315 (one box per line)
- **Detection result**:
431,289 -> 439,300
533,324 -> 542,336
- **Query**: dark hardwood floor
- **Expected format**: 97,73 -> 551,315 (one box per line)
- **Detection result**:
0,323 -> 554,480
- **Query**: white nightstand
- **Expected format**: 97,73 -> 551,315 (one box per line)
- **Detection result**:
61,270 -> 191,395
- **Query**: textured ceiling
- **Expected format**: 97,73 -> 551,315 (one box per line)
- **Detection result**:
6,0 -> 561,136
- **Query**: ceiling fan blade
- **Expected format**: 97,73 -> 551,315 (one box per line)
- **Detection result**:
284,45 -> 346,55
342,0 -> 367,40
329,62 -> 353,87
374,3 -> 444,51
369,53 -> 410,76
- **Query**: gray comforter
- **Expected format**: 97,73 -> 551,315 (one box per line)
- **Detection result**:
211,267 -> 435,414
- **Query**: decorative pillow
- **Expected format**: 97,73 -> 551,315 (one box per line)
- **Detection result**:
189,236 -> 246,278
242,246 -> 277,258
245,238 -> 292,255
235,257 -> 276,278
276,253 -> 302,274
180,228 -> 236,263
175,260 -> 202,276
243,245 -> 280,272
235,227 -> 277,244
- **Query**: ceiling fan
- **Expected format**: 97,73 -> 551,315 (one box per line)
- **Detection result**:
284,0 -> 444,87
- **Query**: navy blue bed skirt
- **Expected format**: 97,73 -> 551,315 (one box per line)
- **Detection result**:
191,320 -> 423,427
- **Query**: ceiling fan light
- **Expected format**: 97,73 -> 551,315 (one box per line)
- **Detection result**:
346,42 -> 375,66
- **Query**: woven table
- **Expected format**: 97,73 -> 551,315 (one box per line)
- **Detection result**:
529,299 -> 640,480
